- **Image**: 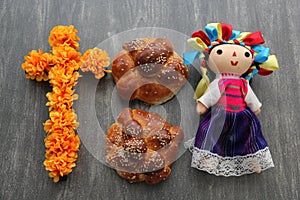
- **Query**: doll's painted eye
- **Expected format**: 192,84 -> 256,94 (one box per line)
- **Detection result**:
244,52 -> 250,58
216,49 -> 223,55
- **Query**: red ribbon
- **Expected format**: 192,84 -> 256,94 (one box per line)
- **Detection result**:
221,23 -> 232,41
191,30 -> 211,46
242,31 -> 265,46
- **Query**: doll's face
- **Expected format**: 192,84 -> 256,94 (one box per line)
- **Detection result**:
207,44 -> 253,75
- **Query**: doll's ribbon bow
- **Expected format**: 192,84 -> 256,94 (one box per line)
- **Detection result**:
183,23 -> 279,79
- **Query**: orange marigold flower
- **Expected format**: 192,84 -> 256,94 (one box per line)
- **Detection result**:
52,45 -> 81,63
48,25 -> 80,50
44,109 -> 79,133
45,86 -> 78,111
44,130 -> 80,156
44,148 -> 79,183
43,119 -> 75,136
80,48 -> 110,79
21,50 -> 56,81
48,109 -> 79,130
48,65 -> 80,88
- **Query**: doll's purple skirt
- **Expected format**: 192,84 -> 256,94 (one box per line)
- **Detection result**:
191,107 -> 274,176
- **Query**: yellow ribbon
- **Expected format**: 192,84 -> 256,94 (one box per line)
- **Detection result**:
259,55 -> 279,71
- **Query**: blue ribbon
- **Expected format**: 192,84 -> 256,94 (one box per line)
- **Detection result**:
205,26 -> 218,42
229,30 -> 241,40
252,45 -> 265,52
183,51 -> 201,65
245,68 -> 259,81
252,45 -> 270,63
252,68 -> 259,76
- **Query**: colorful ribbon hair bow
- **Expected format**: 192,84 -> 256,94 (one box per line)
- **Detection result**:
184,23 -> 279,81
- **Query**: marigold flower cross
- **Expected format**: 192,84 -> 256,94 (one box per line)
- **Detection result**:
21,25 -> 110,183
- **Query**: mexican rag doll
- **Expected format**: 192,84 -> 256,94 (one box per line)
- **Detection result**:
184,23 -> 279,176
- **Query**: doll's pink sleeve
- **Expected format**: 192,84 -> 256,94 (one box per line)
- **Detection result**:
197,79 -> 221,108
245,84 -> 262,112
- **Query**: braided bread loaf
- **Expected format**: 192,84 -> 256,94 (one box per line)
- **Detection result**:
112,38 -> 188,105
106,108 -> 184,184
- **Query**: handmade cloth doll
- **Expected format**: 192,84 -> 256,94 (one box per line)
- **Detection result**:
184,23 -> 278,176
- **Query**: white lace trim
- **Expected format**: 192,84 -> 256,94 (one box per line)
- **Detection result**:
191,147 -> 274,176
184,138 -> 195,152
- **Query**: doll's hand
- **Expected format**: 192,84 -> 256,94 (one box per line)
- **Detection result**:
196,101 -> 207,115
254,109 -> 261,115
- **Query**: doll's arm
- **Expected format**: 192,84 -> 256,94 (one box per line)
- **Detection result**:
196,101 -> 207,115
196,79 -> 221,114
245,84 -> 262,114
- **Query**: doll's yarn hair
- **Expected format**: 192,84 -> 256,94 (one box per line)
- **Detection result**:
186,23 -> 279,99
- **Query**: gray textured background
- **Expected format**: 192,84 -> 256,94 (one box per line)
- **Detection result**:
0,0 -> 299,199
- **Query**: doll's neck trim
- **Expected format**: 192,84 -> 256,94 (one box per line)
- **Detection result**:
216,73 -> 241,79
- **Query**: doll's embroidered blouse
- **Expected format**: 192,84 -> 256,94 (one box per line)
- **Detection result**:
197,73 -> 262,112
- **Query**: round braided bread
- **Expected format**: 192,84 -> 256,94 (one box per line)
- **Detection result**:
112,38 -> 188,104
106,108 -> 184,184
